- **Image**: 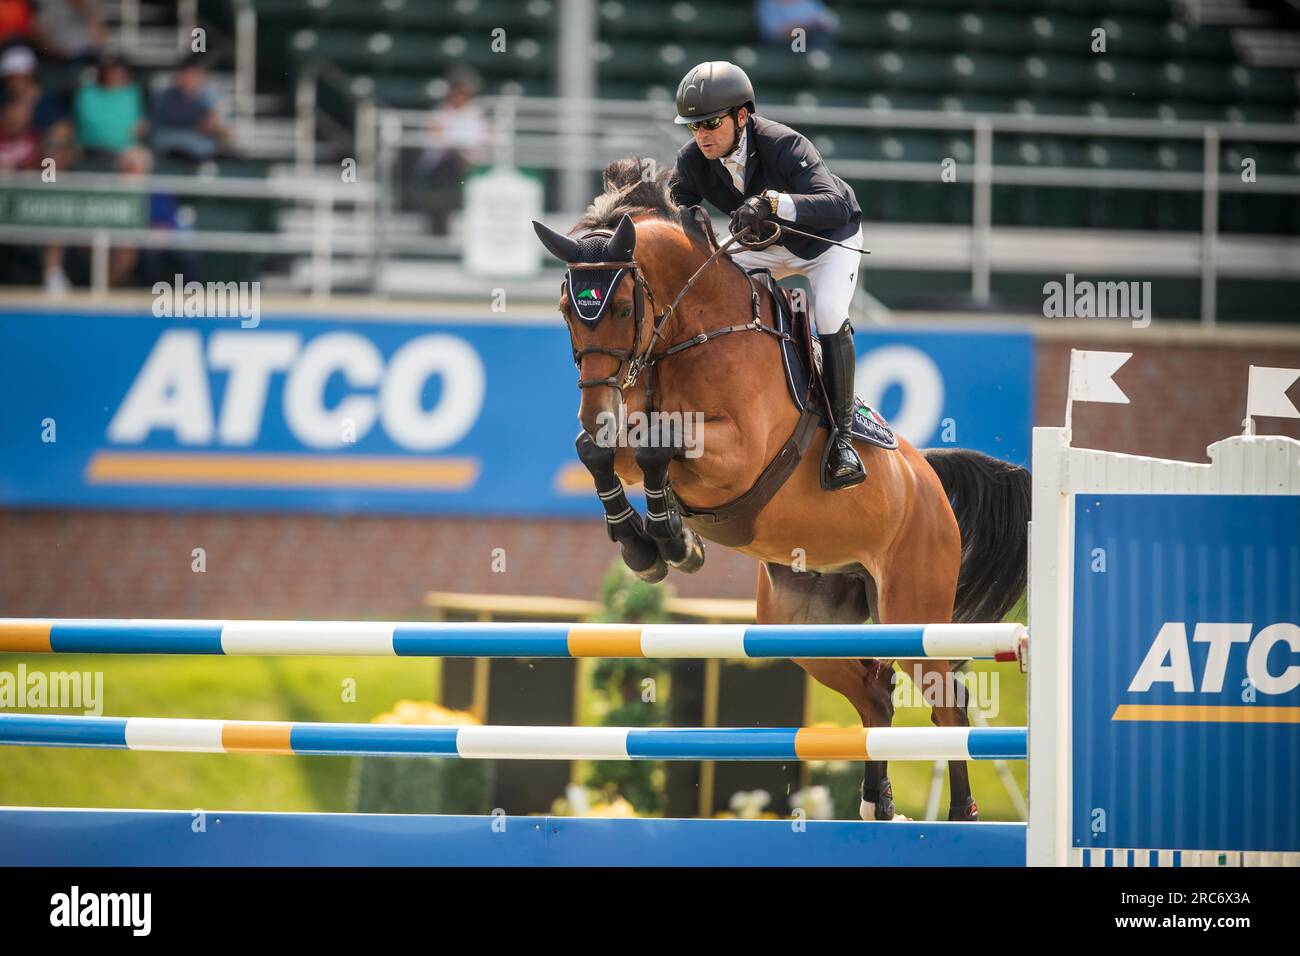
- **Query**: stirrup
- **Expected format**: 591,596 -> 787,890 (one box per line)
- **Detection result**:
820,429 -> 866,491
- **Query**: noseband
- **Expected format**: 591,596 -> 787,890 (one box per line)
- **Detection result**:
562,225 -> 786,409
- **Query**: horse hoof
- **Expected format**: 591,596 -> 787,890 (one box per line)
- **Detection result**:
859,799 -> 911,822
667,531 -> 705,574
859,801 -> 912,822
947,797 -> 980,822
620,536 -> 662,575
633,557 -> 669,584
860,778 -> 902,821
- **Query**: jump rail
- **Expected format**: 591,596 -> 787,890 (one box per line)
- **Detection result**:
0,619 -> 1028,663
0,714 -> 1028,761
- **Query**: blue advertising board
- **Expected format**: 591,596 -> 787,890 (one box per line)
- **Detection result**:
1072,494 -> 1300,853
0,309 -> 1031,516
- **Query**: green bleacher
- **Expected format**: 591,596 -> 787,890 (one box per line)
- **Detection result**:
225,0 -> 1299,315
246,0 -> 1298,239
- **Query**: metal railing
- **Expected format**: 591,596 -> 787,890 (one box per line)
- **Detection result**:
234,0 -> 257,140
2,101 -> 1291,314
114,0 -> 198,63
295,58 -> 379,179
351,94 -> 1300,327
0,170 -> 377,298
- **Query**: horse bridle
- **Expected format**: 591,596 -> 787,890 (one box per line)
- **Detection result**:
562,224 -> 789,410
563,247 -> 658,392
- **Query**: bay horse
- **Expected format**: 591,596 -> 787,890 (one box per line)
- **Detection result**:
533,159 -> 1028,822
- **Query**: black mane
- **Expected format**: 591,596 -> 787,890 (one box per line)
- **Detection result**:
571,157 -> 678,235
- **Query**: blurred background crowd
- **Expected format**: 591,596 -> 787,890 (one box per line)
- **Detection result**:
0,1 -> 237,288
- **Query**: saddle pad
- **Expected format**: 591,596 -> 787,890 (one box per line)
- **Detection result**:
747,269 -> 899,450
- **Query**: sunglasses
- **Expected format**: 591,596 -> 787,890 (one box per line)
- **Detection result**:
686,115 -> 727,133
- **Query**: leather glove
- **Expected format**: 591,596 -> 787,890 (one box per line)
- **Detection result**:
733,195 -> 771,232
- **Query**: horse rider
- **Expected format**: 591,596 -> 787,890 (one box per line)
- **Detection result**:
668,60 -> 867,491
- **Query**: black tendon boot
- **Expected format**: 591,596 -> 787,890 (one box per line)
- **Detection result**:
818,321 -> 867,491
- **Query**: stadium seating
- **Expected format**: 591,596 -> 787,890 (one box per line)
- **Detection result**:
13,0 -> 1284,313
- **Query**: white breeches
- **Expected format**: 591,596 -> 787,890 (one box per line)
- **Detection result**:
725,226 -> 864,334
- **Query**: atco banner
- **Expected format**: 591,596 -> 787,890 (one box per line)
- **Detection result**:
0,308 -> 1031,516
1072,494 -> 1300,854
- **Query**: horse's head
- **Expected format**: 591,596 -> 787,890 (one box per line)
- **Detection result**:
532,212 -> 649,434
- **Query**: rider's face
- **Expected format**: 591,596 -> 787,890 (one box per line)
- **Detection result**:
693,108 -> 745,159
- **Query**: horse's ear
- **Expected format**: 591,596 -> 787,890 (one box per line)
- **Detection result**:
679,204 -> 719,254
606,213 -> 636,261
532,220 -> 581,262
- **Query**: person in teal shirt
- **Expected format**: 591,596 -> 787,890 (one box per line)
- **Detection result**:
74,54 -> 145,155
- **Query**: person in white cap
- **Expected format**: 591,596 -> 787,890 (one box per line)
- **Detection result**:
0,44 -> 74,294
1,45 -> 68,134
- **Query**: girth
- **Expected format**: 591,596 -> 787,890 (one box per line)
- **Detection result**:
676,393 -> 822,548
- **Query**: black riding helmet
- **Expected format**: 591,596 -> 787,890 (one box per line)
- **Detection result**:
673,61 -> 756,125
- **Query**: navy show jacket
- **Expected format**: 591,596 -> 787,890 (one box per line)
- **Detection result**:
669,113 -> 862,260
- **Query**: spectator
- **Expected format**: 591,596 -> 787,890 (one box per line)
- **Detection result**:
0,90 -> 68,292
415,66 -> 488,235
151,52 -> 230,162
73,52 -> 144,159
3,46 -> 76,294
0,92 -> 38,168
38,111 -> 74,291
1,44 -> 69,138
107,145 -> 147,285
37,0 -> 107,63
755,0 -> 838,51
110,145 -> 192,286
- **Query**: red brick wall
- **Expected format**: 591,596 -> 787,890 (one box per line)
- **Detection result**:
3,329 -> 1297,617
0,510 -> 762,616
1037,329 -> 1300,461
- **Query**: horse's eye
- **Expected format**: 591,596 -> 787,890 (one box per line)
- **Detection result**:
620,306 -> 632,319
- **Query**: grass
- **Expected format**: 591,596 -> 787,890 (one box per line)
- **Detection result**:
0,654 -> 436,811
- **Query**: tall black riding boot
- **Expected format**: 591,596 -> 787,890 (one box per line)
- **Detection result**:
818,321 -> 867,491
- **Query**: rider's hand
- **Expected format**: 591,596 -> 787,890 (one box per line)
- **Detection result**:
730,195 -> 771,237
735,195 -> 770,229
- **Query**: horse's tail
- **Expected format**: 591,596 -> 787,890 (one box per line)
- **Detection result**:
922,448 -> 1030,625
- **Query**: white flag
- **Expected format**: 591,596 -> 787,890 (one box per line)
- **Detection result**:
1246,366 -> 1300,420
1068,350 -> 1131,404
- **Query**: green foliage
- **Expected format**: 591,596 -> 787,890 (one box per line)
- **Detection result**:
352,757 -> 494,814
596,561 -> 671,624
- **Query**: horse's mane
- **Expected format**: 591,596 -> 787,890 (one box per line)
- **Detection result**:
571,157 -> 678,235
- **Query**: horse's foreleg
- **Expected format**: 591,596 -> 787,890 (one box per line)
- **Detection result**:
634,427 -> 705,574
575,430 -> 667,583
